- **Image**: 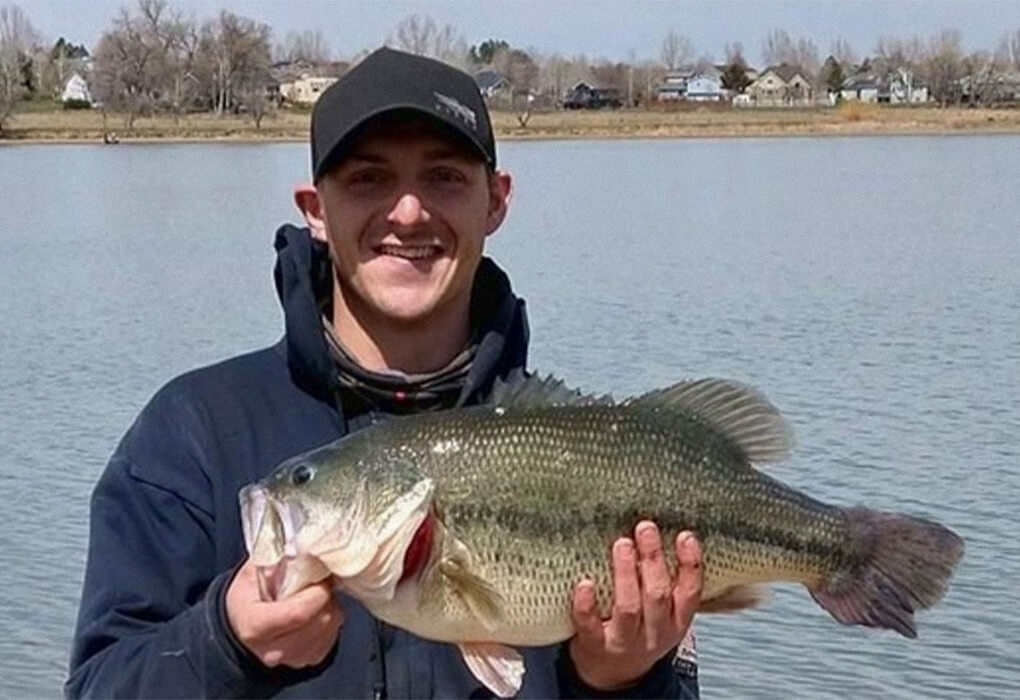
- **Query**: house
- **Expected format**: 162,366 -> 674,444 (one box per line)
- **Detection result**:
656,72 -> 688,100
279,74 -> 338,105
883,70 -> 930,104
61,72 -> 92,105
474,70 -> 512,99
562,81 -> 622,109
746,64 -> 814,106
841,77 -> 880,103
656,70 -> 725,102
684,74 -> 725,101
957,71 -> 1020,104
840,69 -> 930,104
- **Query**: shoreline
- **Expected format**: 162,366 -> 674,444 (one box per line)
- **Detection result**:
3,106 -> 1020,145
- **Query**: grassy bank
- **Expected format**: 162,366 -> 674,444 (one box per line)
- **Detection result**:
3,103 -> 1020,144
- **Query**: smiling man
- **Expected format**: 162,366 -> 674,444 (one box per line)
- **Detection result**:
67,47 -> 702,699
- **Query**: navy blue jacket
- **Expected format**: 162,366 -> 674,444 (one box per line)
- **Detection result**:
67,225 -> 698,699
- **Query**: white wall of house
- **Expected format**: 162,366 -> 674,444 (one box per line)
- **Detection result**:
685,76 -> 723,101
61,73 -> 92,104
282,75 -> 338,105
842,86 -> 879,102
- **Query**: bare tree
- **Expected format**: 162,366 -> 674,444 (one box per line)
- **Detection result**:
874,35 -> 924,75
163,13 -> 201,123
92,5 -> 160,128
276,29 -> 331,64
389,14 -> 464,65
0,3 -> 39,132
132,0 -> 202,123
198,10 -> 272,116
236,61 -> 273,127
762,29 -> 819,78
723,41 -> 746,66
660,29 -> 694,71
994,29 -> 1020,71
761,28 -> 796,66
830,36 -> 858,68
922,29 -> 965,106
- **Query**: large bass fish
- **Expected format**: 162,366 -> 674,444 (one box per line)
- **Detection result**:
240,375 -> 964,696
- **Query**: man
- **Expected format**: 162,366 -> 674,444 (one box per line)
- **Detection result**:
67,47 -> 702,698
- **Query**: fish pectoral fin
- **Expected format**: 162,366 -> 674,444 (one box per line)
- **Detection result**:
458,642 -> 524,698
440,557 -> 506,630
698,584 -> 769,613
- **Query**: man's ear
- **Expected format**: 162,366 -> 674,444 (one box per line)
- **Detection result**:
294,183 -> 328,242
485,169 -> 513,237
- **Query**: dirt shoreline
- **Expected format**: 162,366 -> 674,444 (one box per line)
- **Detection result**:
3,106 -> 1020,145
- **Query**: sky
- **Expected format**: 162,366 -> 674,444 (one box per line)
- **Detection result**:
18,0 -> 1020,64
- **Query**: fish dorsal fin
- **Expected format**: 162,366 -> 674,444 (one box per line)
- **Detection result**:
458,642 -> 525,698
628,378 -> 793,463
487,369 -> 613,409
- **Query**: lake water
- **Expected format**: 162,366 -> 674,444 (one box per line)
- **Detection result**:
1,135 -> 1018,698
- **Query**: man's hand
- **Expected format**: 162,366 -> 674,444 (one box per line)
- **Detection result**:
225,558 -> 343,668
569,523 -> 703,691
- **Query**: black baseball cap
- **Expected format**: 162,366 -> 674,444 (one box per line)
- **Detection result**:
311,47 -> 496,181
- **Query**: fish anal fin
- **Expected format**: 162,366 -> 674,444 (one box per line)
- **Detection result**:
698,584 -> 769,613
458,642 -> 524,698
440,557 -> 506,630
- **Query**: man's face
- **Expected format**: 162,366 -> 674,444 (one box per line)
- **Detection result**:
313,120 -> 510,329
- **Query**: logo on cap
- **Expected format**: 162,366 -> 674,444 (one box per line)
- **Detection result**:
433,92 -> 477,132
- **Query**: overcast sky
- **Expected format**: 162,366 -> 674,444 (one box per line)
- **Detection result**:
19,0 -> 1020,64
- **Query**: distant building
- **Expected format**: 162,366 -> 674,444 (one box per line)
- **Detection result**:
657,72 -> 689,101
562,81 -> 622,109
61,73 -> 92,105
841,77 -> 880,103
474,70 -> 512,100
656,71 -> 726,102
279,74 -> 338,105
840,70 -> 929,104
747,64 -> 814,106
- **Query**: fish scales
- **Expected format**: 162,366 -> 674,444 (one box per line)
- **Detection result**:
371,403 -> 853,630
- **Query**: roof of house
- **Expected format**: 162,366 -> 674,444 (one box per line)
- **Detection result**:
474,70 -> 511,91
761,63 -> 809,83
271,59 -> 348,82
843,77 -> 879,90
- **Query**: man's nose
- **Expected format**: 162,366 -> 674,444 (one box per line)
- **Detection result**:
387,193 -> 431,227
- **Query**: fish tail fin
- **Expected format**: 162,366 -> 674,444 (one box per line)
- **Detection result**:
809,507 -> 964,638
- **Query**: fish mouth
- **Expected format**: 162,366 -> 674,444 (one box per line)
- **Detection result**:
239,484 -> 326,601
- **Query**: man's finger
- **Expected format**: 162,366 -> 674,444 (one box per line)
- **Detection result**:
607,537 -> 642,640
250,580 -> 335,639
267,600 -> 344,667
671,531 -> 703,631
570,579 -> 605,648
635,521 -> 673,644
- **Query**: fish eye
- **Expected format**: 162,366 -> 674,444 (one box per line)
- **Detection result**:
291,464 -> 315,486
